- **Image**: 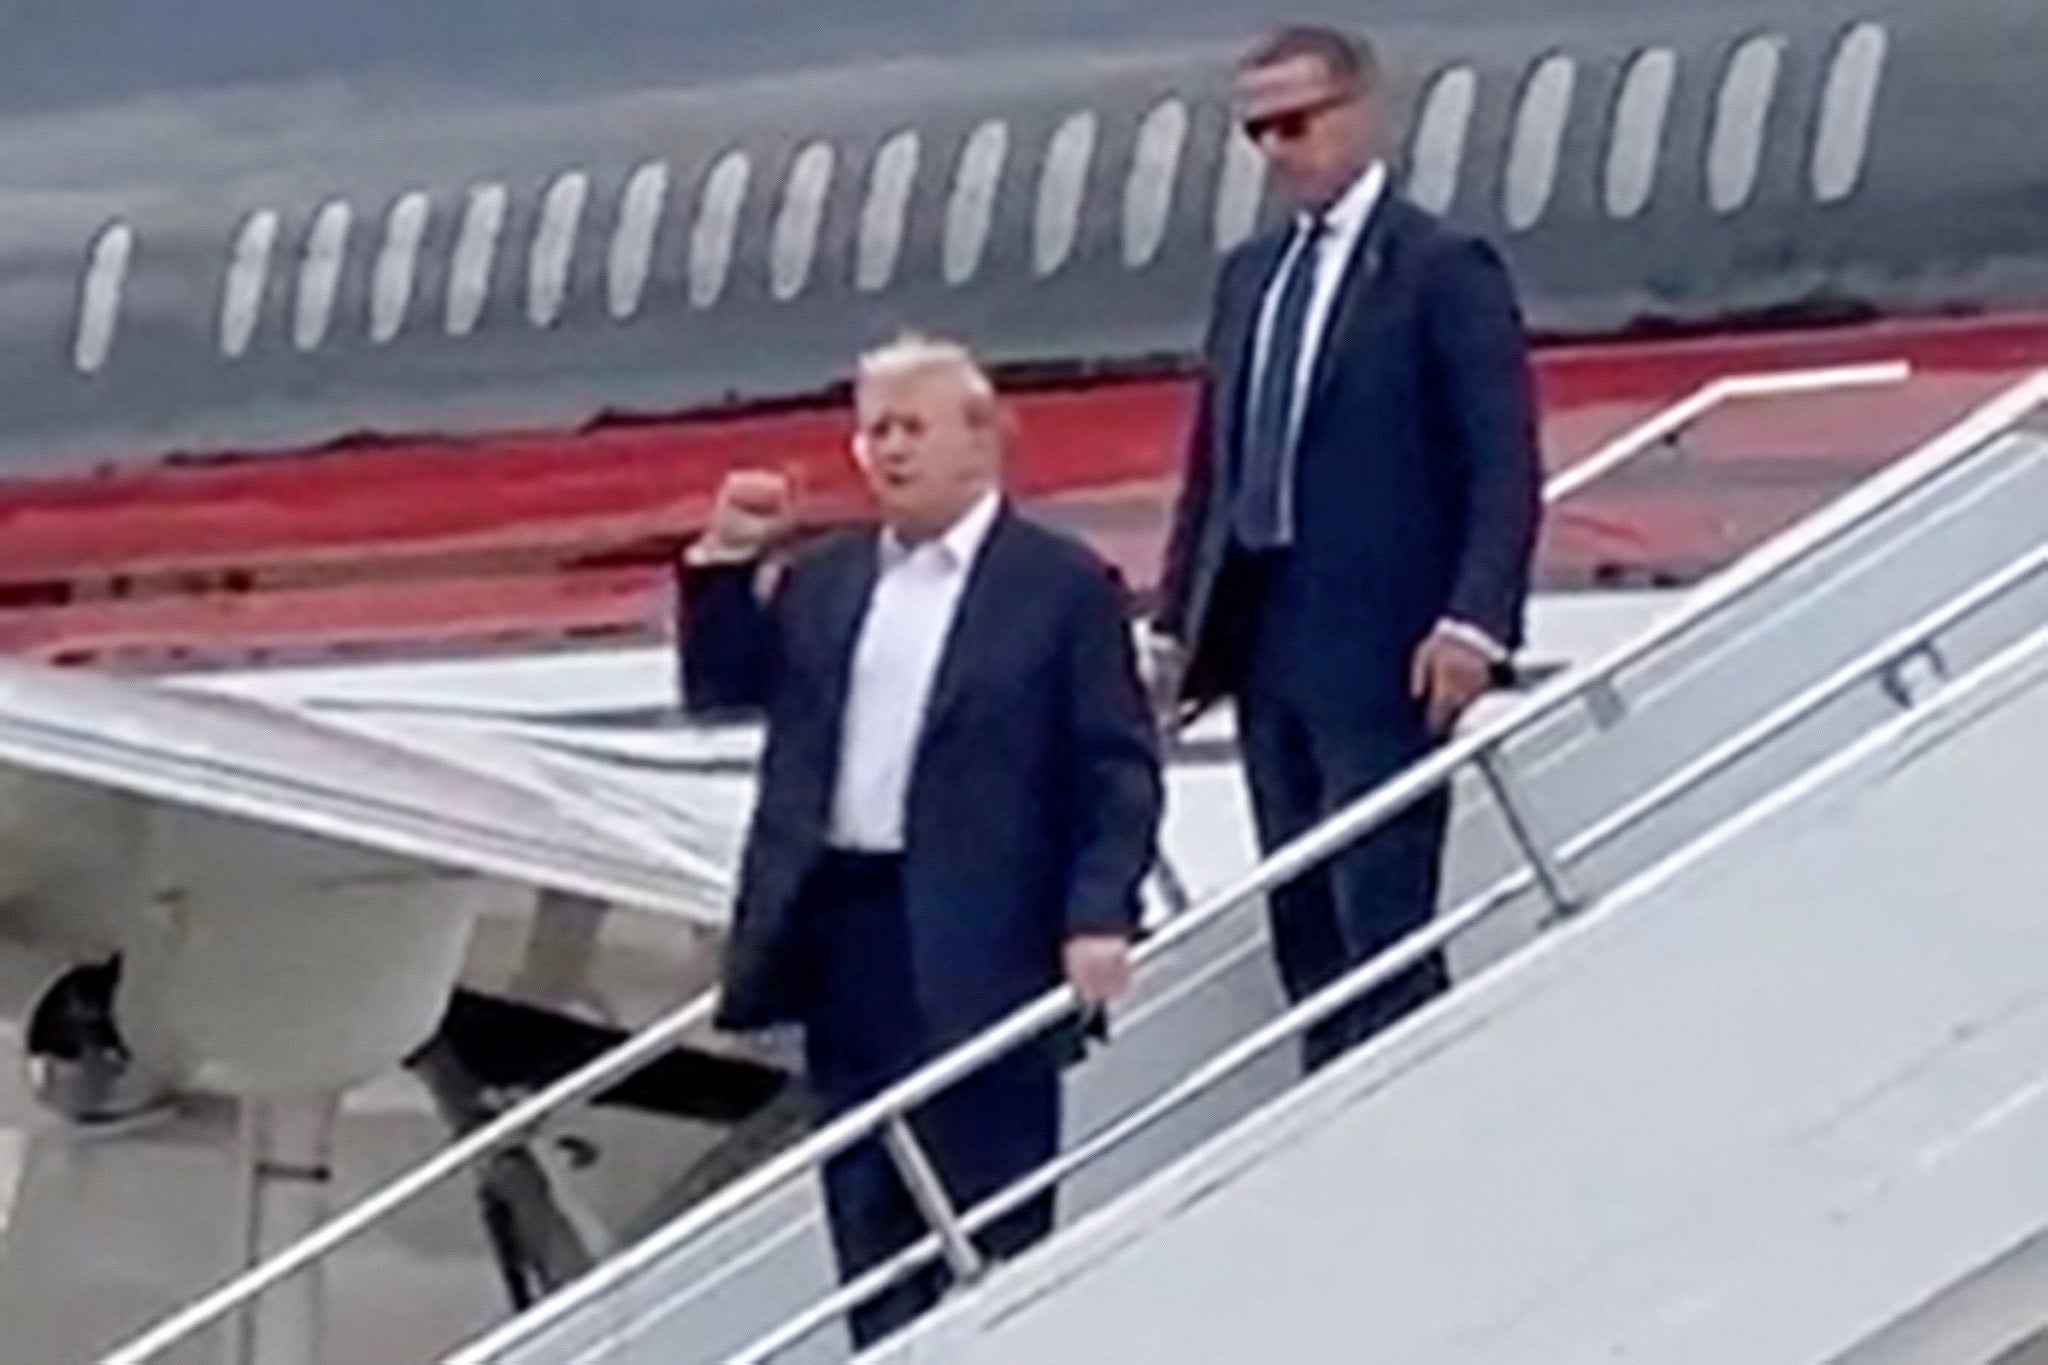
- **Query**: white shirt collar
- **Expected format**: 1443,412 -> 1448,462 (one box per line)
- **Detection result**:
882,487 -> 1002,569
1300,159 -> 1387,240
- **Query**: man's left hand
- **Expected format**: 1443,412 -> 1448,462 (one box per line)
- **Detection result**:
1410,628 -> 1494,736
1064,934 -> 1134,1010
1136,626 -> 1188,733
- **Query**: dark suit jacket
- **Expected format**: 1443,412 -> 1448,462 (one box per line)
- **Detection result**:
1157,192 -> 1542,718
680,504 -> 1162,1049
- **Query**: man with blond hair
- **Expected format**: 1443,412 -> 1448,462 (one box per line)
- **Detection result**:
680,334 -> 1161,1346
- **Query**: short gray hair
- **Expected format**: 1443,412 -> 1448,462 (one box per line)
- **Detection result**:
1240,24 -> 1380,94
855,332 -> 996,406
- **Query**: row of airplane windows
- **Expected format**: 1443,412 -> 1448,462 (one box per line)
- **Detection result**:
68,23 -> 1886,377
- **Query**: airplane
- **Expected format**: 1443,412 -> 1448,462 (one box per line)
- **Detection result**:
0,0 -> 2044,1357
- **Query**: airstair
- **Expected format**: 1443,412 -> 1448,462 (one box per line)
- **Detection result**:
93,364 -> 2048,1364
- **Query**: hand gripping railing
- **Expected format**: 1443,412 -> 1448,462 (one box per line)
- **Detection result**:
93,358 -> 1917,1365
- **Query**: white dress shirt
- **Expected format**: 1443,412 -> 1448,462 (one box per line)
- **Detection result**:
828,489 -> 1002,852
1245,159 -> 1506,663
1247,158 -> 1387,464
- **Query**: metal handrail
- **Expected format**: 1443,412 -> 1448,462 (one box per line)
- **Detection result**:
1543,359 -> 1907,502
94,357 -> 1917,1365
721,546 -> 2048,1365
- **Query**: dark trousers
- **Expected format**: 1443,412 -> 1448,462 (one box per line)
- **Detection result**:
1226,556 -> 1451,1072
794,852 -> 1059,1351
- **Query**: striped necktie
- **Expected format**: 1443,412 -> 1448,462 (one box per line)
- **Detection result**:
1233,216 -> 1326,550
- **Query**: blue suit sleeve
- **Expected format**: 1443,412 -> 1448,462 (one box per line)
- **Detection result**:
1156,371 -> 1215,644
677,561 -> 780,716
1062,563 -> 1164,937
1157,246 -> 1252,642
1423,237 -> 1543,651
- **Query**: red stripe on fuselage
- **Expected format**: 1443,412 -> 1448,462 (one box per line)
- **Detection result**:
1,311 -> 2043,669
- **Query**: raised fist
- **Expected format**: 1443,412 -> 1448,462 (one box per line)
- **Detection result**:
694,469 -> 795,563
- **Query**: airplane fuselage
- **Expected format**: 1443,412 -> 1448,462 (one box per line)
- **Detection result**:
1,0 -> 2044,474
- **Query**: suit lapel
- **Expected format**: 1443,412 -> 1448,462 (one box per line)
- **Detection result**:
818,534 -> 880,721
1210,202 -> 1401,481
1303,196 -> 1401,420
912,505 -> 1019,764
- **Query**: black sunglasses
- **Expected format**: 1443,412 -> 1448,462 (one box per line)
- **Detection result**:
1241,93 -> 1352,143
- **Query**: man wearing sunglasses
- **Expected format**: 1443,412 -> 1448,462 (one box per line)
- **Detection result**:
1154,25 -> 1541,1071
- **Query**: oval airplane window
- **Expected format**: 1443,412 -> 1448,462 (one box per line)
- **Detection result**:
607,161 -> 669,320
690,151 -> 750,309
856,131 -> 919,293
370,191 -> 431,343
446,183 -> 507,337
1605,48 -> 1676,219
1504,54 -> 1575,232
1035,112 -> 1096,278
1708,33 -> 1785,214
944,120 -> 1008,287
1124,97 -> 1188,269
1812,22 -> 1887,204
1213,125 -> 1266,252
528,171 -> 588,328
770,142 -> 835,302
220,209 -> 279,359
293,199 -> 352,352
74,222 -> 133,375
1408,65 -> 1477,214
